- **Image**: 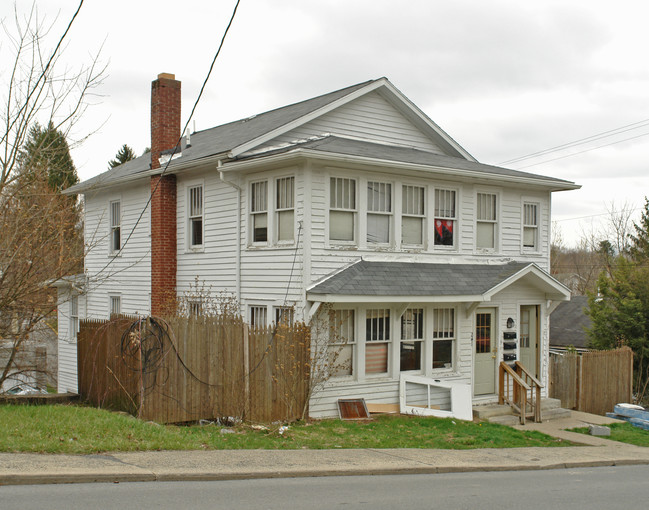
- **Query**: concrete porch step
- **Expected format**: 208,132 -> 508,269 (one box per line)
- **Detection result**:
473,398 -> 570,425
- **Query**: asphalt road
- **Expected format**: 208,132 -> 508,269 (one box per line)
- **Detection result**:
3,465 -> 647,509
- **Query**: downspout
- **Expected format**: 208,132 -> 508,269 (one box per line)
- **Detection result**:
218,161 -> 242,306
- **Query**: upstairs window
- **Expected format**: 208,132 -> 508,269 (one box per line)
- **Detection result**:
367,181 -> 392,244
523,203 -> 538,250
365,308 -> 390,374
476,193 -> 497,250
251,181 -> 268,243
330,177 -> 356,242
188,185 -> 203,248
400,308 -> 423,372
276,177 -> 294,242
434,189 -> 456,247
402,185 -> 425,246
109,200 -> 121,254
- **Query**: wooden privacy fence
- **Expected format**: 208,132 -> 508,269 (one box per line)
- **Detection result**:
549,347 -> 633,415
77,315 -> 310,423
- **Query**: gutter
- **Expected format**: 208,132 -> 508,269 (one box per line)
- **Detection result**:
218,161 -> 242,306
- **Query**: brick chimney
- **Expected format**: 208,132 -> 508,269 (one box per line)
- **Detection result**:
150,73 -> 180,316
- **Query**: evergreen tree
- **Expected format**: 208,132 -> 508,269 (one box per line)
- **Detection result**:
19,121 -> 78,191
108,144 -> 137,169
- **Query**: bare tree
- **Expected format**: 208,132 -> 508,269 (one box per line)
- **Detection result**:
0,1 -> 105,391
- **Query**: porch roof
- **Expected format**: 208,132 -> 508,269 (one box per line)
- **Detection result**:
306,260 -> 570,303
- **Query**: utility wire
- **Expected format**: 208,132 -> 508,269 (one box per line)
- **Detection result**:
93,0 -> 241,282
500,117 -> 649,166
513,131 -> 649,170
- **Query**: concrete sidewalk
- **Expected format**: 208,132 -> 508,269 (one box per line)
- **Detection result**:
1,411 -> 648,486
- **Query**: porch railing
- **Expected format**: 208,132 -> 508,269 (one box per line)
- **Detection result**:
498,361 -> 543,424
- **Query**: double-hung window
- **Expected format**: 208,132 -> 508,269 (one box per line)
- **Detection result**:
400,308 -> 423,371
329,310 -> 355,377
276,177 -> 294,242
188,185 -> 203,248
365,308 -> 390,374
367,181 -> 392,244
476,192 -> 497,250
402,185 -> 425,246
432,308 -> 455,369
69,296 -> 79,342
251,181 -> 268,243
523,203 -> 538,250
109,200 -> 121,254
330,177 -> 356,242
434,189 -> 456,247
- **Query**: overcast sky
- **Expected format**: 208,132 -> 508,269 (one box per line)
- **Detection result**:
3,0 -> 648,246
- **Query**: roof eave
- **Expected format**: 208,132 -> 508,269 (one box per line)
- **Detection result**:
221,148 -> 580,191
306,293 -> 486,303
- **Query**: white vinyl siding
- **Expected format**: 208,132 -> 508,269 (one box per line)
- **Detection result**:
329,177 -> 356,242
188,185 -> 203,249
401,185 -> 425,246
476,192 -> 497,250
366,181 -> 392,244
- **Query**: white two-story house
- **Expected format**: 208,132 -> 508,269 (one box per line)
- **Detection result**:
57,74 -> 579,418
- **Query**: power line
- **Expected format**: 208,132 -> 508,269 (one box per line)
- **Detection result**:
500,117 -> 649,166
512,130 -> 649,170
93,0 -> 241,282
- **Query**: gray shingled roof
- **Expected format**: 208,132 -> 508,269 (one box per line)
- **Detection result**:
66,79 -> 376,193
550,295 -> 591,348
241,135 -> 575,187
307,260 -> 529,297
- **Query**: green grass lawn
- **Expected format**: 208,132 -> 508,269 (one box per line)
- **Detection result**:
0,404 -> 571,454
570,422 -> 649,447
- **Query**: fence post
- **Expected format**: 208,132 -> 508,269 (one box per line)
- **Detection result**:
243,323 -> 250,420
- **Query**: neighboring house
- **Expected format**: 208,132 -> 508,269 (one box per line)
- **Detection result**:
57,74 -> 579,417
549,295 -> 591,352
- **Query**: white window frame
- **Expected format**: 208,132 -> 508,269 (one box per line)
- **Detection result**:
109,199 -> 121,255
476,192 -> 498,251
249,305 -> 268,328
434,188 -> 457,249
431,307 -> 455,371
109,295 -> 121,316
329,309 -> 356,378
401,185 -> 425,247
69,295 -> 79,342
275,176 -> 295,243
274,306 -> 294,326
522,201 -> 539,252
400,308 -> 423,372
365,308 -> 391,375
366,181 -> 392,245
250,180 -> 269,245
187,184 -> 204,250
329,176 -> 357,244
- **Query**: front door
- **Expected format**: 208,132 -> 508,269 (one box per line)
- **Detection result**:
474,308 -> 497,395
520,305 -> 539,378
